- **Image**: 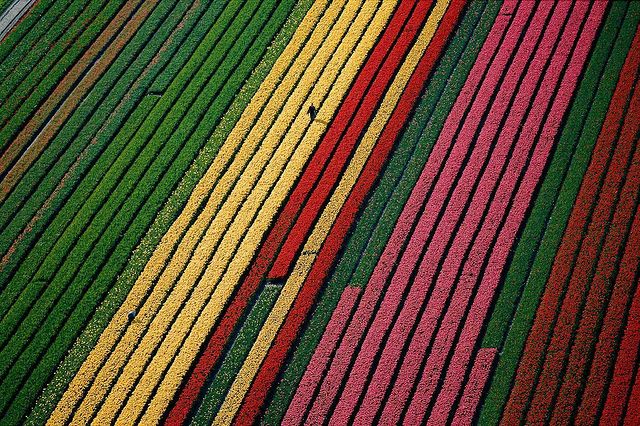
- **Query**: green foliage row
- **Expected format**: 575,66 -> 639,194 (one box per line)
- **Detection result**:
0,0 -> 119,135
147,0 -> 244,94
0,0 -> 200,416
0,0 -> 224,420
0,0 -> 214,295
0,0 -> 15,20
0,2 -> 270,378
0,0 -> 76,82
0,96 -> 159,423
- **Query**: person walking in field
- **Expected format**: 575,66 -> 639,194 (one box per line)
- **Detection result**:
308,104 -> 317,120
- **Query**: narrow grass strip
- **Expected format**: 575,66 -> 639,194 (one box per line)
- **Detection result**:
0,0 -> 14,15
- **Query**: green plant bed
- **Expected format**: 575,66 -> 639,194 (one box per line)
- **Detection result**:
0,0 -> 211,290
0,0 -> 78,83
0,0 -> 237,296
0,0 -> 117,132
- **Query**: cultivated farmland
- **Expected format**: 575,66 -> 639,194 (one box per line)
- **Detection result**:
0,0 -> 638,425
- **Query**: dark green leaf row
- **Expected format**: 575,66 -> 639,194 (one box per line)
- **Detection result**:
0,0 -> 122,137
0,93 -> 159,425
146,0 -> 242,95
478,3 -> 640,424
0,0 -> 77,83
0,0 -> 224,296
262,1 -> 502,423
0,0 -> 237,306
0,0 -> 100,152
0,0 -> 14,18
25,0 -> 312,422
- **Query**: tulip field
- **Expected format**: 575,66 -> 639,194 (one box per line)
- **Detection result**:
0,0 -> 638,424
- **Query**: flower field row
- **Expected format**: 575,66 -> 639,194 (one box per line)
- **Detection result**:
0,0 -> 638,424
479,3 -> 640,422
217,1 -> 456,422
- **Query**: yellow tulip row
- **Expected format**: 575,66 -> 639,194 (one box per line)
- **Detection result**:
215,0 -> 451,423
50,0 -> 395,423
